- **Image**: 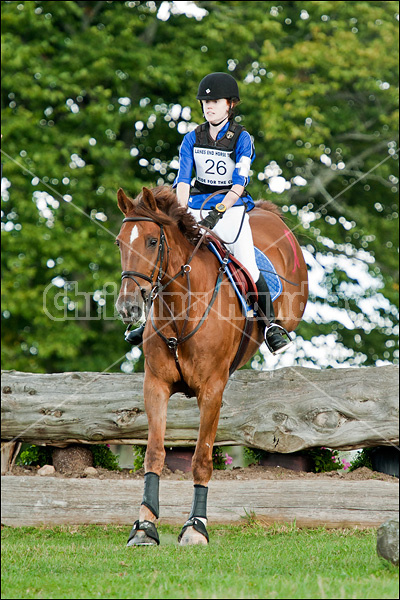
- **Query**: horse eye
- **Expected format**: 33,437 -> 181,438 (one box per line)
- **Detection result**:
147,238 -> 158,248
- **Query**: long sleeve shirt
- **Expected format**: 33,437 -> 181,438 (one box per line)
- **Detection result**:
173,120 -> 256,211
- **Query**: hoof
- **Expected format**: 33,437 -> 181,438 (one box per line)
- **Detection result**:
178,517 -> 209,546
127,520 -> 159,547
127,530 -> 158,547
179,526 -> 208,546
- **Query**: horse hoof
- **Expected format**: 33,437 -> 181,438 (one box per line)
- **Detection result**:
127,529 -> 158,547
126,520 -> 159,546
179,526 -> 208,546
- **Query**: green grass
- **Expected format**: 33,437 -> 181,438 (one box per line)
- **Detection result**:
1,522 -> 398,599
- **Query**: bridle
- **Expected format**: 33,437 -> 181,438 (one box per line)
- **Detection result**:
120,217 -> 170,306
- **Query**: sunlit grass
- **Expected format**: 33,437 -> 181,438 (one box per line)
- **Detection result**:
1,523 -> 398,599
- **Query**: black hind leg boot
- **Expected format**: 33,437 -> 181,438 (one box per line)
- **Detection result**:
255,275 -> 292,355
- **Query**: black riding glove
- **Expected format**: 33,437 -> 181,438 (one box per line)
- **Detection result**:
198,207 -> 225,230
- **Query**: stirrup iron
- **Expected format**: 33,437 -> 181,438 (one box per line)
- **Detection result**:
264,323 -> 293,355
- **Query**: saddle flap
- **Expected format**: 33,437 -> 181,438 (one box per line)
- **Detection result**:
207,236 -> 258,303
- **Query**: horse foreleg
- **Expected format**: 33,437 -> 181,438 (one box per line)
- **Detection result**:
127,375 -> 170,547
178,382 -> 225,546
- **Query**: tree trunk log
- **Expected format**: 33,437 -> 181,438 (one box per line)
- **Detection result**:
0,441 -> 21,475
1,366 -> 398,452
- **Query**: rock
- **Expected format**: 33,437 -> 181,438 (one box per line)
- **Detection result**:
83,467 -> 98,476
377,519 -> 399,566
52,445 -> 93,473
37,465 -> 55,476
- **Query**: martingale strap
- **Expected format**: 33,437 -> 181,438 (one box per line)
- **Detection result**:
150,262 -> 226,381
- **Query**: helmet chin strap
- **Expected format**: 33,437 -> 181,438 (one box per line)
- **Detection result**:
210,116 -> 229,127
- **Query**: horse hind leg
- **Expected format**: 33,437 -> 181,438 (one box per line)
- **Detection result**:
178,380 -> 225,546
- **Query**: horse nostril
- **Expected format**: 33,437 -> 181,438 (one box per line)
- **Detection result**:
116,299 -> 142,322
131,304 -> 142,320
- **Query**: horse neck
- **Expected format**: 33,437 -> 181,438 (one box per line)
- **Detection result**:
163,227 -> 213,293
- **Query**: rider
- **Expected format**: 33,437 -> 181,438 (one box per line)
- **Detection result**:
126,72 -> 291,354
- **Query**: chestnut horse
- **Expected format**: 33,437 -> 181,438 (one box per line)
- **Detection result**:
115,186 -> 308,546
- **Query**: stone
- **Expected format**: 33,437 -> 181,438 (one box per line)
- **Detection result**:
377,519 -> 399,566
52,445 -> 93,473
37,464 -> 55,476
83,467 -> 98,476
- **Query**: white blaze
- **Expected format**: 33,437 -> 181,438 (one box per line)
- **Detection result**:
129,225 -> 139,245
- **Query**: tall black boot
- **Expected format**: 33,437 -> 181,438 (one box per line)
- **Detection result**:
125,323 -> 145,346
255,275 -> 292,355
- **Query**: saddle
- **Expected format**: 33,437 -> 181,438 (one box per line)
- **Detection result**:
207,237 -> 258,306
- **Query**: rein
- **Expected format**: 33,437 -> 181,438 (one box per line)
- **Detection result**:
198,188 -> 248,246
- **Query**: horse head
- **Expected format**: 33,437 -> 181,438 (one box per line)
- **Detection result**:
115,187 -> 166,326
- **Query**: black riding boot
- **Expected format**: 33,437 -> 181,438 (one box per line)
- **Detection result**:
255,275 -> 292,354
125,324 -> 145,346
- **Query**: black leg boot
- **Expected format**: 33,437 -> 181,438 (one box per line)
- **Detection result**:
125,323 -> 145,346
255,275 -> 292,354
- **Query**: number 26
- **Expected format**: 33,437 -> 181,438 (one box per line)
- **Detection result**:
205,159 -> 227,176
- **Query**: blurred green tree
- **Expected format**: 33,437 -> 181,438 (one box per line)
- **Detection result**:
1,1 -> 398,373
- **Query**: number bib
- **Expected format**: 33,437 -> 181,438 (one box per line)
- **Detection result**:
193,147 -> 236,188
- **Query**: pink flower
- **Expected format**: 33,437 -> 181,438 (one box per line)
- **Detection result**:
342,459 -> 351,470
224,453 -> 233,465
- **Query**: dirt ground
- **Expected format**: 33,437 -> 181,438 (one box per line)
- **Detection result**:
9,464 -> 398,483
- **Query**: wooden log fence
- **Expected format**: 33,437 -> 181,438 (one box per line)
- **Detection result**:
2,366 -> 398,452
1,476 -> 398,528
1,366 -> 398,528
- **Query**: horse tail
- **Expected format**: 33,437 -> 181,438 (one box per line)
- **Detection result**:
254,200 -> 285,221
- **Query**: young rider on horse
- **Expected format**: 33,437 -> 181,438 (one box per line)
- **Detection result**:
126,72 -> 290,354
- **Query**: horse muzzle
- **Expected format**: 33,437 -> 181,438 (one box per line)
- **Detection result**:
115,297 -> 146,325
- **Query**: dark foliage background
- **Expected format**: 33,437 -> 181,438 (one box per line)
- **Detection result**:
1,1 -> 398,373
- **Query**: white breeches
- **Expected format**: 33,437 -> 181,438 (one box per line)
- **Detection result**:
188,206 -> 260,282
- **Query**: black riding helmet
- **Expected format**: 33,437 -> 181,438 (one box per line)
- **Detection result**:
196,72 -> 240,101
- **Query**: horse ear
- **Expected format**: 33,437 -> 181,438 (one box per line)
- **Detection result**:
141,187 -> 158,212
117,188 -> 134,215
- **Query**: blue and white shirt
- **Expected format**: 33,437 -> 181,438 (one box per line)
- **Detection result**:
174,121 -> 256,211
